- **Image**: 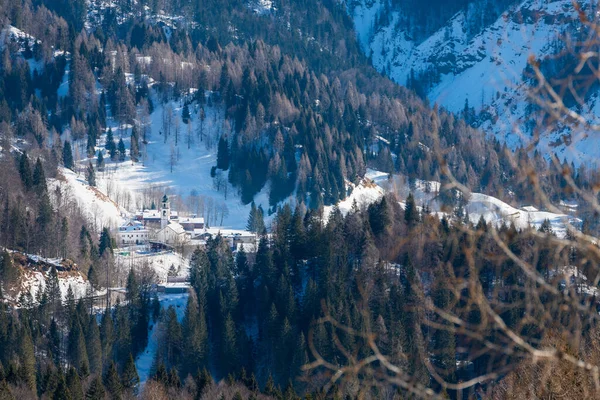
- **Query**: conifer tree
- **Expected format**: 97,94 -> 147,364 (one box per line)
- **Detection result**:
45,266 -> 62,315
100,309 -> 114,368
66,367 -> 84,400
18,327 -> 36,391
99,228 -> 113,256
181,295 -> 208,376
0,250 -> 19,286
118,138 -> 126,161
32,157 -> 47,194
121,354 -> 139,392
404,192 -> 418,227
86,162 -> 96,187
104,361 -> 122,399
86,318 -> 102,373
164,306 -> 182,367
85,376 -> 105,400
53,373 -> 73,400
63,141 -> 74,170
195,367 -> 213,396
216,135 -> 229,170
18,152 -> 32,190
96,150 -> 104,170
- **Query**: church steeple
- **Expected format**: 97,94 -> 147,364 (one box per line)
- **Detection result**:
161,195 -> 170,230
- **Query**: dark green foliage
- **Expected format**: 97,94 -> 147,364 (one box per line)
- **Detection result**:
86,162 -> 96,187
32,157 -> 47,194
121,354 -> 139,391
63,141 -> 74,170
0,251 -> 19,286
216,135 -> 229,170
104,361 -> 122,399
85,376 -> 105,400
404,192 -> 418,227
99,227 -> 113,257
117,138 -> 126,161
18,152 -> 32,190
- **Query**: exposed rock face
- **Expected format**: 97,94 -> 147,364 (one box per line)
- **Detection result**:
346,0 -> 598,165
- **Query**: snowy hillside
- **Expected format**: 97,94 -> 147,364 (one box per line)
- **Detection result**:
347,0 -> 598,165
348,169 -> 579,237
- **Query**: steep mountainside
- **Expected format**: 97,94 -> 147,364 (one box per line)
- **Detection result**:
347,0 -> 599,165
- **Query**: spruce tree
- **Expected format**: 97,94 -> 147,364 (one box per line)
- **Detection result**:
0,251 -> 19,285
163,306 -> 182,367
104,361 -> 122,399
32,157 -> 47,194
99,228 -> 113,256
45,266 -> 62,315
86,317 -> 102,373
63,141 -> 74,170
66,367 -> 84,400
85,376 -> 105,400
216,135 -> 229,170
182,295 -> 207,376
121,354 -> 139,391
18,327 -> 36,391
118,138 -> 126,161
404,192 -> 418,227
86,162 -> 96,187
96,150 -> 104,170
18,152 -> 32,190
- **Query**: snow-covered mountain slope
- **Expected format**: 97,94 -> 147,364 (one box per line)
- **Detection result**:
348,169 -> 579,237
348,0 -> 597,165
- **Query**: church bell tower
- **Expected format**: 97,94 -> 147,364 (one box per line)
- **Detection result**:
161,194 -> 170,230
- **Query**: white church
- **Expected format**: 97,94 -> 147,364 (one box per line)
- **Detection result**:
154,195 -> 190,247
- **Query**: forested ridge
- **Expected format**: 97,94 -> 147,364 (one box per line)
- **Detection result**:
0,0 -> 598,399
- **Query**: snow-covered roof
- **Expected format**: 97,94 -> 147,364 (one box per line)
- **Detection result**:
143,209 -> 161,219
118,222 -> 148,233
164,222 -> 186,235
179,217 -> 205,224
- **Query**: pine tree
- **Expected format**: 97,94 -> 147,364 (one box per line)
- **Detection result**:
66,367 -> 84,400
18,152 -> 32,190
100,309 -> 114,368
32,157 -> 47,194
53,373 -> 73,400
45,266 -> 62,315
182,104 -> 190,124
404,192 -> 418,227
121,354 -> 139,391
195,367 -> 213,397
106,129 -> 117,160
96,150 -> 104,170
85,376 -> 105,400
164,306 -> 182,367
63,141 -> 74,170
104,361 -> 122,399
18,327 -> 36,391
130,128 -> 139,162
216,135 -> 229,170
86,162 -> 96,187
99,227 -> 113,256
246,202 -> 258,232
86,318 -> 102,373
0,250 -> 19,285
68,319 -> 89,375
118,138 -> 126,161
182,295 -> 208,376
219,313 -> 237,376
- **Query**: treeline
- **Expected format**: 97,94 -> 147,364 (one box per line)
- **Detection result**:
0,192 -> 593,398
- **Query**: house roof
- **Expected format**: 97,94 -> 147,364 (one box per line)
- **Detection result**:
179,217 -> 205,224
165,222 -> 186,235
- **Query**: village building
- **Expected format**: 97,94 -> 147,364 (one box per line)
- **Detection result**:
116,221 -> 149,246
179,216 -> 205,231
